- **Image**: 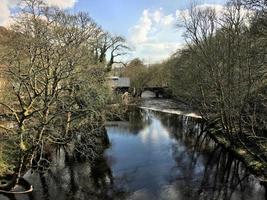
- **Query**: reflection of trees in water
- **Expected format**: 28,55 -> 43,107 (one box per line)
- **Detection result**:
155,111 -> 265,200
39,173 -> 49,200
198,149 -> 252,200
72,125 -> 109,162
24,146 -> 129,200
128,108 -> 150,134
5,110 -> 265,200
0,126 -> 128,200
108,108 -> 150,135
156,111 -> 213,155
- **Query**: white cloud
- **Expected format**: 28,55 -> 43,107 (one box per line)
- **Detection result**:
161,14 -> 175,26
176,3 -> 252,22
128,4 -> 252,63
175,4 -> 224,21
129,8 -> 182,63
46,0 -> 77,9
194,3 -> 224,13
0,0 -> 77,26
132,42 -> 184,63
153,8 -> 162,23
0,0 -> 17,26
129,9 -> 152,44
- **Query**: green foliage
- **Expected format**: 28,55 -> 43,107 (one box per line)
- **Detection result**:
0,135 -> 19,176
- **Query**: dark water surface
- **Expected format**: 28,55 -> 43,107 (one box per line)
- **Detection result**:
0,101 -> 266,200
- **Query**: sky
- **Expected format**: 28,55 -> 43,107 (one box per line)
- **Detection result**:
0,0 -> 227,63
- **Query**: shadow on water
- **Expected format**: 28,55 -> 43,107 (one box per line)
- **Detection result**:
104,109 -> 266,200
0,148 -> 129,200
157,111 -> 265,200
1,107 -> 266,200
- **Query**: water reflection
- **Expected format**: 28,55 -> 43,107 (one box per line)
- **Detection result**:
1,108 -> 265,200
105,109 -> 265,200
0,148 -> 127,200
158,112 -> 263,199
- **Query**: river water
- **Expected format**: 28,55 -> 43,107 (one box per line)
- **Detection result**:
0,99 -> 266,200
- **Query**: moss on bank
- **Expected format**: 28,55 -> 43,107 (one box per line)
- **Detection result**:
208,129 -> 267,183
0,141 -> 17,176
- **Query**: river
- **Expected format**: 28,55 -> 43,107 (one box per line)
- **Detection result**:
0,99 -> 265,200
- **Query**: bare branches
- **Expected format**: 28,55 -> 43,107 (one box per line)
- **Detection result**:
92,32 -> 130,71
0,0 -> 111,175
168,1 -> 267,166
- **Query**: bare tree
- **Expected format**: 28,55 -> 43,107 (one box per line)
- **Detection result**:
168,1 -> 267,167
93,32 -> 129,71
0,0 -> 110,178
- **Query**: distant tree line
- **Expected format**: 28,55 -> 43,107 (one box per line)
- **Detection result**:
113,58 -> 170,97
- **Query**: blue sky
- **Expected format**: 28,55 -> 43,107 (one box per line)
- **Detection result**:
73,0 -> 227,63
1,0 -> 227,63
74,0 -> 226,36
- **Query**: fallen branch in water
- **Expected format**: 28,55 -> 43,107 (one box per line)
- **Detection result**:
0,185 -> 33,194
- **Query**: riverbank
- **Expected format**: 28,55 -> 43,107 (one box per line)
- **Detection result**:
135,98 -> 267,185
207,128 -> 267,184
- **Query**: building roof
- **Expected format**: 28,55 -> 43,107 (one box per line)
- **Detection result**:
108,77 -> 130,88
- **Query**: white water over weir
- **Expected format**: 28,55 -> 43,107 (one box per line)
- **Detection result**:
139,106 -> 202,119
138,98 -> 202,119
